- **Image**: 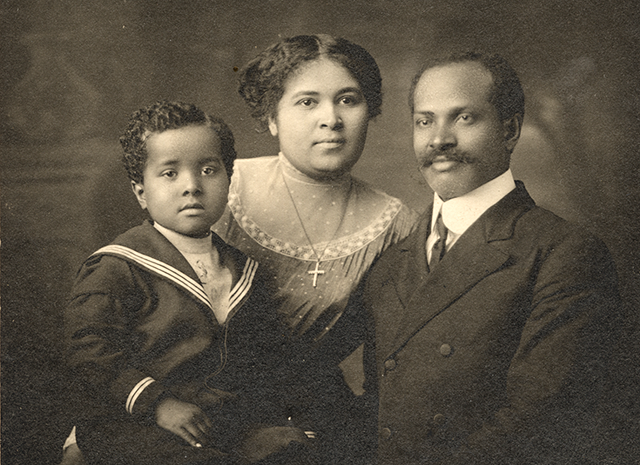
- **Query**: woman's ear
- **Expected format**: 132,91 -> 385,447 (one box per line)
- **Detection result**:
503,113 -> 522,153
268,116 -> 278,137
131,181 -> 147,210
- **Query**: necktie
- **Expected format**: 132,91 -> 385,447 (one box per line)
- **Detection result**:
429,212 -> 448,270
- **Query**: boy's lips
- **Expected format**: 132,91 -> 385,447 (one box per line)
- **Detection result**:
180,203 -> 205,211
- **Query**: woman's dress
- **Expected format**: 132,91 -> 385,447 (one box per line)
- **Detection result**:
214,155 -> 418,463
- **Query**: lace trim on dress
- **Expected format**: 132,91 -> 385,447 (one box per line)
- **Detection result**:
227,189 -> 404,261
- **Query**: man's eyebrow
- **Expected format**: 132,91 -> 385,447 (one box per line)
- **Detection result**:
413,106 -> 472,115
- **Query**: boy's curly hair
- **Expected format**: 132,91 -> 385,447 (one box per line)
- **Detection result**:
120,101 -> 237,183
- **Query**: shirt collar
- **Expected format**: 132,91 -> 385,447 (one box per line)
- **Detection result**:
431,169 -> 516,236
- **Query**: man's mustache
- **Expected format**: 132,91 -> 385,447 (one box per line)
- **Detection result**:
419,150 -> 475,168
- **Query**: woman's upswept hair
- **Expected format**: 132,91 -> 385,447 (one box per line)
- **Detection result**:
238,34 -> 382,131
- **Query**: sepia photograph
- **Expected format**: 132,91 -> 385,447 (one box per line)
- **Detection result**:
2,0 -> 639,463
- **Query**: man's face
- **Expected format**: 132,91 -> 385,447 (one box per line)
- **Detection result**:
412,61 -> 520,201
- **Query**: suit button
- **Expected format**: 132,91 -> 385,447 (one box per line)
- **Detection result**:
380,427 -> 392,440
384,358 -> 397,371
439,343 -> 453,356
433,413 -> 446,426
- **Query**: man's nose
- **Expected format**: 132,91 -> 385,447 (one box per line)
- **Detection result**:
430,123 -> 456,150
319,103 -> 343,129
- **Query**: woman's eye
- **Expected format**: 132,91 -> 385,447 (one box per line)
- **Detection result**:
339,94 -> 361,105
162,170 -> 176,178
298,98 -> 315,107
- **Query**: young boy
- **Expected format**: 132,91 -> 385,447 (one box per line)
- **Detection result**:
65,101 -> 294,465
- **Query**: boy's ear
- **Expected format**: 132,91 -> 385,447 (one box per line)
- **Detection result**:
268,116 -> 278,137
503,113 -> 522,153
131,181 -> 147,210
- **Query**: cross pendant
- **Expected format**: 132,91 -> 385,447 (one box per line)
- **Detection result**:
308,261 -> 325,288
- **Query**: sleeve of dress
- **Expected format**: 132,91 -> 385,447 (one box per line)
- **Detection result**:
388,204 -> 420,245
64,255 -> 169,419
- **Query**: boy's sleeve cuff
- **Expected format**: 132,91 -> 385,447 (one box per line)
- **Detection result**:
126,377 -> 167,416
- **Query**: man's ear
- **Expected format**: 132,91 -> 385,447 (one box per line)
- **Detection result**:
131,181 -> 147,210
268,116 -> 278,137
503,114 -> 522,153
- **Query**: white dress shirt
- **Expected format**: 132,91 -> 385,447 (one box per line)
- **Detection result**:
426,170 -> 516,263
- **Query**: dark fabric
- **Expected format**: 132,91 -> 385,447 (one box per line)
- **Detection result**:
360,182 -> 622,465
66,221 -> 288,464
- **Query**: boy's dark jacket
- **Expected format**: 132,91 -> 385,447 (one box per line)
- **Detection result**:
65,221 -> 286,453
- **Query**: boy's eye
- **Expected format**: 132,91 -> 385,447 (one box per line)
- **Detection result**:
162,170 -> 177,178
202,166 -> 219,175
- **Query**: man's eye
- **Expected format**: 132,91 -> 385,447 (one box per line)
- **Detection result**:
415,119 -> 432,127
458,114 -> 474,123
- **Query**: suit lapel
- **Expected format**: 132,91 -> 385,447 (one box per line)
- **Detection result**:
387,183 -> 535,356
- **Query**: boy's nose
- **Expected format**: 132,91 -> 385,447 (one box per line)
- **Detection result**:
183,173 -> 202,195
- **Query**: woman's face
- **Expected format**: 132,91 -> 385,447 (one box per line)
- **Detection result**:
269,57 -> 369,180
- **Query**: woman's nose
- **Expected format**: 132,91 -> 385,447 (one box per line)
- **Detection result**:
319,103 -> 342,129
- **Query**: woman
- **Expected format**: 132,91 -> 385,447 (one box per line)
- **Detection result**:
61,34 -> 417,465
215,34 -> 418,463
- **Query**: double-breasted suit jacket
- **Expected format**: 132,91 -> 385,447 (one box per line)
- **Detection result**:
361,182 -> 620,465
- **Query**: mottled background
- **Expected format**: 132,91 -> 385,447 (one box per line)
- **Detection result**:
2,0 -> 639,463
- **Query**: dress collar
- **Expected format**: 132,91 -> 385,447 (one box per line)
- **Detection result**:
278,152 -> 352,187
432,169 -> 516,236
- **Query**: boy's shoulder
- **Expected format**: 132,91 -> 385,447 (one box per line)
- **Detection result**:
91,221 -> 257,287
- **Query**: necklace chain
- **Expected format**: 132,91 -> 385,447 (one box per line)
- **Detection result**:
281,171 -> 349,287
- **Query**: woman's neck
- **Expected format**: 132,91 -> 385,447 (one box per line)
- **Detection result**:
278,152 -> 352,187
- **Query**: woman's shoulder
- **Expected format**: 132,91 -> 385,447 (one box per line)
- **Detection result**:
233,156 -> 279,178
350,177 -> 420,228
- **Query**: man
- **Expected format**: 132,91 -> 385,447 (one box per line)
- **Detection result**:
360,52 -> 621,464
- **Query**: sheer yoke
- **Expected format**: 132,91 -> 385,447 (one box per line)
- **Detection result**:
214,155 -> 418,342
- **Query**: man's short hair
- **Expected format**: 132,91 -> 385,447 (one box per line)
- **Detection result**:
409,52 -> 525,123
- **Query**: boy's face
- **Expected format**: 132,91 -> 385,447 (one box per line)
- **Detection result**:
131,125 -> 229,238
